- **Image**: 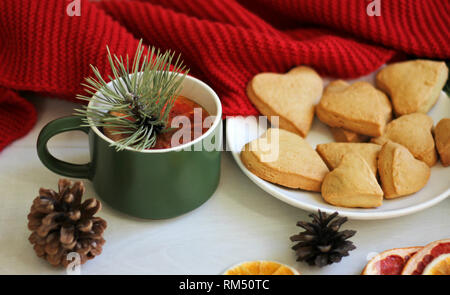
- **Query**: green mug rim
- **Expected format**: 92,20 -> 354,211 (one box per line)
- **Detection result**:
86,73 -> 222,154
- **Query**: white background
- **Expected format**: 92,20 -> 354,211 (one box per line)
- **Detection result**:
0,97 -> 449,275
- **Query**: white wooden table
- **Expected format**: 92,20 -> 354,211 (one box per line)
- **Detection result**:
0,96 -> 449,275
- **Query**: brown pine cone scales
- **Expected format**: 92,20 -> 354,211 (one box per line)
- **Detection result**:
290,210 -> 356,267
27,179 -> 107,267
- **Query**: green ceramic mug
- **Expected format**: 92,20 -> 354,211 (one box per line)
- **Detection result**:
37,75 -> 222,219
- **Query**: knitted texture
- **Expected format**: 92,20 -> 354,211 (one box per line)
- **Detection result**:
0,0 -> 449,151
0,88 -> 37,150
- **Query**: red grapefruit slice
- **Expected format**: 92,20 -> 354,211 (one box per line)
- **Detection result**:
402,239 -> 450,275
362,247 -> 422,275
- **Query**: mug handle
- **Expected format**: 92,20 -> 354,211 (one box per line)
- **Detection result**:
37,116 -> 92,179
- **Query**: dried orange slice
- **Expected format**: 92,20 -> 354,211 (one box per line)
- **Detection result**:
402,239 -> 450,275
361,247 -> 421,275
422,253 -> 450,275
224,261 -> 300,275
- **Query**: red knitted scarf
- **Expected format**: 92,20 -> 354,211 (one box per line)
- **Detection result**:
0,0 -> 448,151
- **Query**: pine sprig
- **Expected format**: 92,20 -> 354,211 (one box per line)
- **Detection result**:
75,40 -> 189,151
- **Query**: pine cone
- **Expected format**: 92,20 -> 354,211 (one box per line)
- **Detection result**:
290,210 -> 356,267
27,179 -> 107,267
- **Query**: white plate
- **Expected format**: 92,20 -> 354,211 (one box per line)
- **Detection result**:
226,71 -> 450,220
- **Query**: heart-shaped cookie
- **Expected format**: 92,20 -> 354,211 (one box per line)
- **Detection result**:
247,66 -> 323,137
240,128 -> 329,192
321,153 -> 383,208
316,143 -> 381,175
316,80 -> 392,137
372,113 -> 437,166
376,60 -> 449,116
435,118 -> 450,167
378,141 -> 430,199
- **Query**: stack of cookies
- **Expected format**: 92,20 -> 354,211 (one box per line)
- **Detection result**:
241,60 -> 449,208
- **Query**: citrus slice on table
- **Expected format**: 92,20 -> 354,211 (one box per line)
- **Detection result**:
224,261 -> 300,275
361,247 -> 421,275
402,239 -> 450,275
422,253 -> 450,275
